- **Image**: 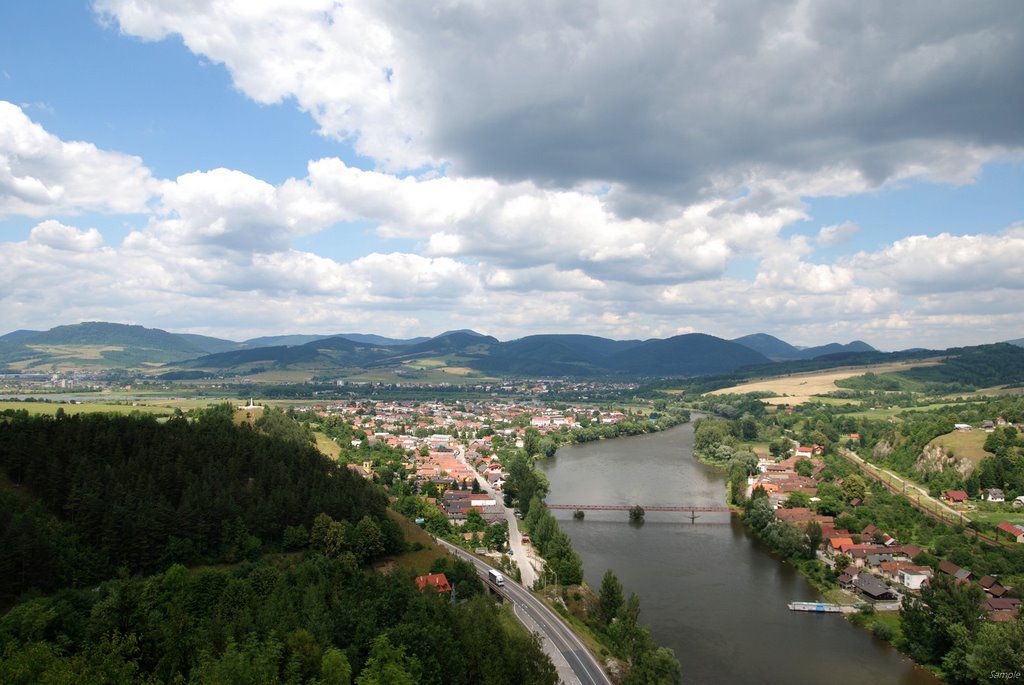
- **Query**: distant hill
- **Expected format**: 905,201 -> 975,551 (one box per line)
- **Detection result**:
602,333 -> 771,376
0,322 -> 209,369
731,334 -> 876,361
241,333 -> 429,348
333,333 -> 430,346
731,333 -> 802,360
175,333 -> 243,354
399,330 -> 500,356
241,334 -> 341,348
0,329 -> 43,341
799,340 -> 876,359
1007,337 -> 1024,348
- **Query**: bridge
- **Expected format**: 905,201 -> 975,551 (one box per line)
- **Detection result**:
545,504 -> 732,513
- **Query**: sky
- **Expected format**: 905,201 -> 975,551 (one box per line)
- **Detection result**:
1,1 -> 1022,350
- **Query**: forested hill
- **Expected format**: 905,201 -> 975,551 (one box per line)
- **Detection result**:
0,406 -> 394,602
0,408 -> 561,684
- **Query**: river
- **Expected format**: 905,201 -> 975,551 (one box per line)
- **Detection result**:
538,421 -> 941,685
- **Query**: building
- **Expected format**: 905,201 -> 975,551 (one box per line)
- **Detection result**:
942,490 -> 969,504
996,521 -> 1024,543
854,574 -> 897,601
415,573 -> 452,594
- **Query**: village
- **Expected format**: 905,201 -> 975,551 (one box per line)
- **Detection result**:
748,438 -> 1022,622
295,395 -> 1024,626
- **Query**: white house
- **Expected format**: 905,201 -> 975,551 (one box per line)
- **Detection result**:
899,567 -> 933,591
986,488 -> 1006,503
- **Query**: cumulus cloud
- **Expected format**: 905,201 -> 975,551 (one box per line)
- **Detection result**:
96,1 -> 1024,207
847,229 -> 1024,294
817,221 -> 859,247
0,101 -> 157,217
28,220 -> 104,251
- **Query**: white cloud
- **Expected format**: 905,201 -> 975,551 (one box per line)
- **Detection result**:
96,1 -> 1024,207
817,221 -> 859,247
0,101 -> 157,217
847,229 -> 1024,294
28,220 -> 104,251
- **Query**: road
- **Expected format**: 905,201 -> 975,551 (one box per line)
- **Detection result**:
436,538 -> 611,685
455,447 -> 539,587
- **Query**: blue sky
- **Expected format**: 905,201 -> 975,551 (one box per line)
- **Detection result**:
1,1 -> 1022,349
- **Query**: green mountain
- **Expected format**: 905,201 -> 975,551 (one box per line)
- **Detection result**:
175,332 -> 244,354
603,333 -> 770,376
0,322 -> 210,369
731,333 -> 802,360
732,334 -> 876,360
799,340 -> 876,359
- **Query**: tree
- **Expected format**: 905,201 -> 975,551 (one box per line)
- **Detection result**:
628,505 -> 645,523
967,616 -> 1024,680
795,458 -> 814,477
783,492 -> 811,509
353,516 -> 384,563
598,569 -> 624,625
804,520 -> 823,559
900,573 -> 985,666
355,635 -> 421,685
320,648 -> 352,685
842,474 -> 867,503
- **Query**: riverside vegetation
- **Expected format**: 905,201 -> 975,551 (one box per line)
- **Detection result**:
690,394 -> 1024,683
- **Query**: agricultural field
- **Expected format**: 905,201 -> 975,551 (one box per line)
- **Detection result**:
708,359 -> 940,405
0,400 -> 173,416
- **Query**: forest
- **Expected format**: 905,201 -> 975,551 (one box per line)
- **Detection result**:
0,407 -> 557,683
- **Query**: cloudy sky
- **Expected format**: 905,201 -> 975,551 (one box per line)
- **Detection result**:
1,1 -> 1022,350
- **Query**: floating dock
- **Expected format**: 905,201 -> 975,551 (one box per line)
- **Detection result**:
788,601 -> 843,613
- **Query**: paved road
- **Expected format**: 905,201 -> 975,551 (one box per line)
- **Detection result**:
436,538 -> 611,685
455,447 -> 538,586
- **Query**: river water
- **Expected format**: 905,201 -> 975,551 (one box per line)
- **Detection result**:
539,421 -> 941,685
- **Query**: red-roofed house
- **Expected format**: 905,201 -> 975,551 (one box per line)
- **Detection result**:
943,490 -> 969,504
415,573 -> 452,593
827,537 -> 855,555
996,521 -> 1024,543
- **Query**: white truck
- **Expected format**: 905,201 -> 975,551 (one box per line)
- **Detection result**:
488,569 -> 505,587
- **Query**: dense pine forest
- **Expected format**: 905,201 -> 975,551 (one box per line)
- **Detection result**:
0,407 -> 556,683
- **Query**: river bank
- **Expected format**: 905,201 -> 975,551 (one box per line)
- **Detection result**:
539,422 -> 941,685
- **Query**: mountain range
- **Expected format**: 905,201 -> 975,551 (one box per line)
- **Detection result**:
0,320 -> 901,380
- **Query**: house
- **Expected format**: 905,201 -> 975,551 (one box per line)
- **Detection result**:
984,597 -> 1020,621
415,573 -> 452,594
938,559 -> 973,582
978,575 -> 1007,598
996,521 -> 1024,543
985,488 -> 1006,503
837,567 -> 858,590
826,537 -> 855,555
942,490 -> 969,504
898,566 -> 933,591
861,524 -> 881,542
854,574 -> 897,601
896,544 -> 923,560
865,553 -> 894,568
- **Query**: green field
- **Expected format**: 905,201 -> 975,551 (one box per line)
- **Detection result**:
0,400 -> 175,416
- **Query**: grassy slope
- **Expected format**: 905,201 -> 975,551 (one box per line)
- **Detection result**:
926,430 -> 992,469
